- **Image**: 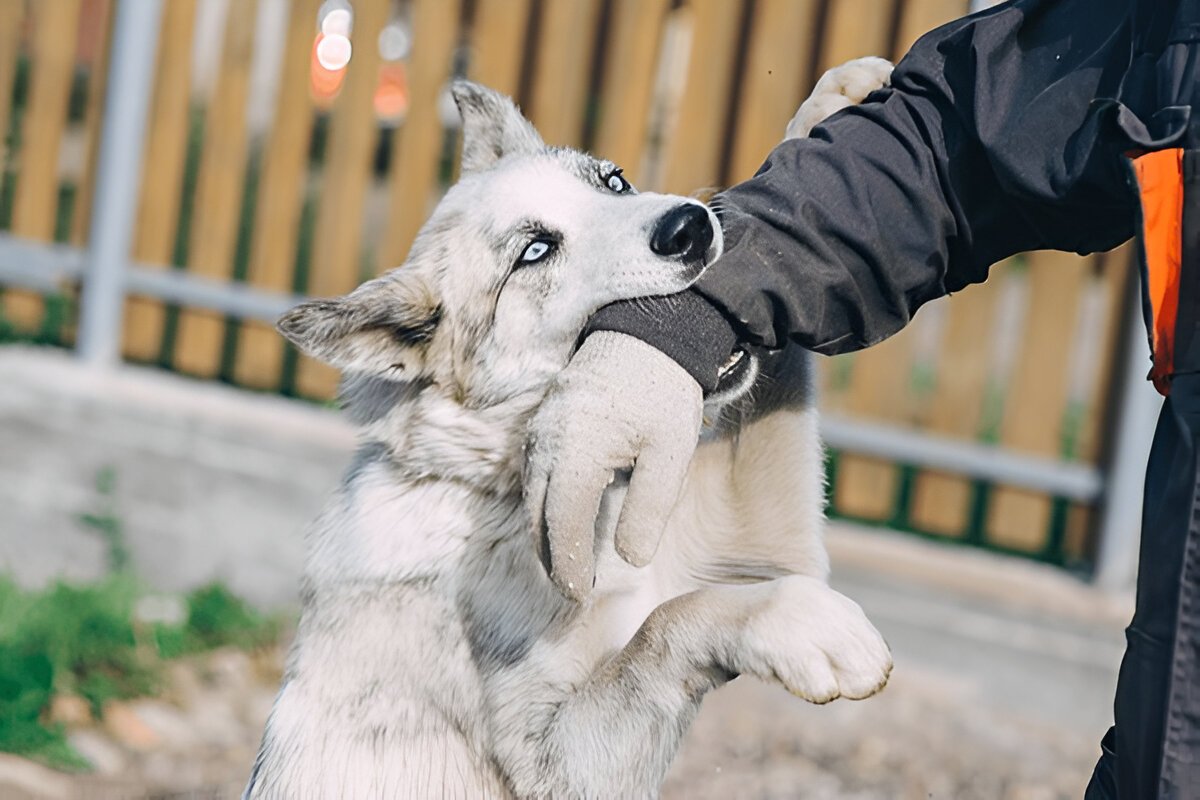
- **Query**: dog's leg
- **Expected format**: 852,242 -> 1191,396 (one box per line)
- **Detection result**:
512,575 -> 891,798
726,406 -> 829,577
784,56 -> 894,140
726,345 -> 829,579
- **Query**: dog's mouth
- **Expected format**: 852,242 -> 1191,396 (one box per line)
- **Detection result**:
714,348 -> 753,395
701,348 -> 759,436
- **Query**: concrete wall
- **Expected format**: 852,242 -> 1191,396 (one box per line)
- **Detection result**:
0,345 -> 354,607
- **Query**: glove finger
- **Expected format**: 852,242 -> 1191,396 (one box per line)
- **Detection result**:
613,444 -> 692,568
544,460 -> 610,602
523,456 -> 553,576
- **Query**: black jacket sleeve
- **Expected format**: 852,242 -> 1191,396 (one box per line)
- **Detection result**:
590,0 -> 1178,392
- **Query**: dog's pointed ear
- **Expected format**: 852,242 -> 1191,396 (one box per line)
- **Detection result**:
452,80 -> 543,174
277,270 -> 440,381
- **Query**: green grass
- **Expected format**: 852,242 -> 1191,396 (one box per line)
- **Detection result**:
152,583 -> 280,660
0,576 -> 281,770
77,466 -> 128,574
0,468 -> 282,770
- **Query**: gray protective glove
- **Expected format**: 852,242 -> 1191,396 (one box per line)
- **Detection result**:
525,331 -> 703,601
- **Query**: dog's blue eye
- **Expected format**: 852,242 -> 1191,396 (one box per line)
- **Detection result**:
520,240 -> 553,264
603,169 -> 629,193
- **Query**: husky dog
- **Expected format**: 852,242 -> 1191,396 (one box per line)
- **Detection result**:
247,58 -> 894,799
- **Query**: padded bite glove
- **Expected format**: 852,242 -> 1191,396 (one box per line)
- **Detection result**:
524,331 -> 703,601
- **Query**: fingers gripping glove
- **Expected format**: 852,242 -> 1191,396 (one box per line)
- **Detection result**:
524,331 -> 703,601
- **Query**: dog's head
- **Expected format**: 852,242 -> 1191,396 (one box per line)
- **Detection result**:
278,81 -> 722,407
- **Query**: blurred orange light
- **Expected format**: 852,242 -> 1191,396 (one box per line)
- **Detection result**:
375,63 -> 408,121
311,32 -> 348,104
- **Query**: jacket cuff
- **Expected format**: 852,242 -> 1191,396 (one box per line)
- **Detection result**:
586,291 -> 739,393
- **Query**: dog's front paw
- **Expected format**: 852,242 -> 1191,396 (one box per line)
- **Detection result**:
740,575 -> 892,703
784,56 -> 894,140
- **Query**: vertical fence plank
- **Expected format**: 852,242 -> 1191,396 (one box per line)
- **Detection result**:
986,252 -> 1093,552
1064,244 -> 1135,559
894,0 -> 968,55
233,0 -> 320,389
726,0 -> 821,184
832,330 -> 919,521
818,0 -> 904,522
6,0 -> 83,330
659,0 -> 745,194
123,0 -> 197,362
857,0 -> 987,532
0,1 -> 23,201
466,0 -> 532,192
527,0 -> 604,149
377,0 -> 463,272
592,0 -> 670,178
295,0 -> 389,399
469,0 -> 532,99
811,0 -> 897,423
1074,245 -> 1135,465
816,0 -> 895,74
173,0 -> 259,378
909,274 -> 1004,535
70,0 -> 114,247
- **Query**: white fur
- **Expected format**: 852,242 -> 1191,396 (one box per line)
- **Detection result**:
247,66 -> 893,799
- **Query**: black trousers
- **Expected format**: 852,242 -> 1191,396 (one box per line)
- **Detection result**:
1087,373 -> 1200,798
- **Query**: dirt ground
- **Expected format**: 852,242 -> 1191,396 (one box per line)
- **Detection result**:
0,641 -> 1098,800
665,668 -> 1096,800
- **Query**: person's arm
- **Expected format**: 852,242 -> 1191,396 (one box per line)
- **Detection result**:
591,0 -> 1146,390
530,0 -> 1165,600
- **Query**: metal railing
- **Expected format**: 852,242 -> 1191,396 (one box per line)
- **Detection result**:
0,0 -> 1159,589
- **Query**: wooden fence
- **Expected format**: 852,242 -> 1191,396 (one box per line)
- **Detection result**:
0,0 -> 1133,570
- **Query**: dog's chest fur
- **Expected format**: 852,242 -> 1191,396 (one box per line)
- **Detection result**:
251,391 -> 825,795
252,426 -> 603,788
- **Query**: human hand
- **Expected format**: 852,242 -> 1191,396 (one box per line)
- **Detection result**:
784,56 -> 894,140
524,331 -> 703,601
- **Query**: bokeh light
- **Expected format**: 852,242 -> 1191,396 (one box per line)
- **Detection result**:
316,31 -> 352,70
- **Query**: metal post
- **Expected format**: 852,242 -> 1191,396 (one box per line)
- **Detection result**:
76,0 -> 163,366
1093,286 -> 1164,589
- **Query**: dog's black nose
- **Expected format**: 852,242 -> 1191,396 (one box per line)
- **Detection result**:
650,204 -> 713,263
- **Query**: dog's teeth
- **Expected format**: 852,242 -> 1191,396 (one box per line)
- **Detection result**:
717,350 -> 745,378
